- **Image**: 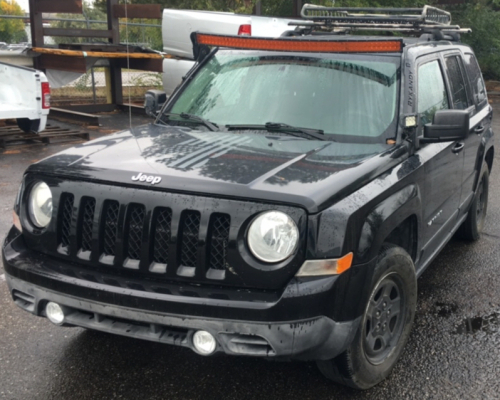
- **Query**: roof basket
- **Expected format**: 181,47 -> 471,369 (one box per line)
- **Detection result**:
292,4 -> 470,38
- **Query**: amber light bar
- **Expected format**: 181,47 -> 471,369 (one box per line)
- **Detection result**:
195,33 -> 403,53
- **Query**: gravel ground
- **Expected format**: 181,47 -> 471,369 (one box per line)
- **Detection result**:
0,107 -> 499,400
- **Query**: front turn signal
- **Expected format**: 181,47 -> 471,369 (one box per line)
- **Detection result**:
13,210 -> 22,233
295,253 -> 353,277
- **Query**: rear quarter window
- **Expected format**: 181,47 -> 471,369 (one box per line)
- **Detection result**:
463,53 -> 488,109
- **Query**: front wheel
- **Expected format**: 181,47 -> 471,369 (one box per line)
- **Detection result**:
317,245 -> 417,389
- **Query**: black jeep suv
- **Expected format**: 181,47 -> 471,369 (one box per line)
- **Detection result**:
2,5 -> 494,389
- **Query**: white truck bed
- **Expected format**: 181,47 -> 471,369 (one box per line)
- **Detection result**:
0,62 -> 50,133
162,9 -> 303,95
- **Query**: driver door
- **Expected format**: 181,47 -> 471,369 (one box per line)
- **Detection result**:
416,56 -> 465,263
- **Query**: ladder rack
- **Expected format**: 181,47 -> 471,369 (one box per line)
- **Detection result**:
290,4 -> 470,37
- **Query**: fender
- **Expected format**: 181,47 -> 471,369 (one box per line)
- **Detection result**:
357,184 -> 421,264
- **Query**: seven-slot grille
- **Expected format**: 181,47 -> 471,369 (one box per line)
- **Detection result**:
57,193 -> 231,281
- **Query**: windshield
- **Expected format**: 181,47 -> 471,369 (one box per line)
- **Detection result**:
166,50 -> 400,142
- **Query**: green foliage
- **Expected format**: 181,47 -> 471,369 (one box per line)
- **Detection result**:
445,3 -> 500,80
0,0 -> 27,43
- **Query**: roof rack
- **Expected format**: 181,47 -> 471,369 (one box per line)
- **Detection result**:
290,4 -> 470,38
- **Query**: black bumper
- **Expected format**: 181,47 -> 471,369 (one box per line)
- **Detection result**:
3,227 -> 367,360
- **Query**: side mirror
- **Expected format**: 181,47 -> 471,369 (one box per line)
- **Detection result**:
421,109 -> 469,143
144,90 -> 168,118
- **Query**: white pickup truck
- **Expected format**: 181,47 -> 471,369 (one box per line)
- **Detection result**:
0,62 -> 50,133
161,9 -> 302,95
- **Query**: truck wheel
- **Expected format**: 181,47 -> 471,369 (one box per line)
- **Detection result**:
457,162 -> 489,241
17,118 -> 41,134
317,245 -> 417,389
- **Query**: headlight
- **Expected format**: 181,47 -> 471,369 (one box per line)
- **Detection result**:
28,181 -> 53,228
248,211 -> 299,263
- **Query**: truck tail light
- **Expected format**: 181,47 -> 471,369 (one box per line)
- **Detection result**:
41,82 -> 51,109
238,24 -> 252,36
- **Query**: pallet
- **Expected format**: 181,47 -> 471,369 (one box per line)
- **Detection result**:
0,124 -> 90,149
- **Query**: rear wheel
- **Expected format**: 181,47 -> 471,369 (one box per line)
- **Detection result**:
317,245 -> 417,389
457,162 -> 489,241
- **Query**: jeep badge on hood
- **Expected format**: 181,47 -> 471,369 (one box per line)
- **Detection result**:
132,173 -> 162,185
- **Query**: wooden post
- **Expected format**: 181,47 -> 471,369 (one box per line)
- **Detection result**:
29,0 -> 44,69
293,0 -> 303,17
106,0 -> 123,105
254,1 -> 262,16
104,67 -> 113,104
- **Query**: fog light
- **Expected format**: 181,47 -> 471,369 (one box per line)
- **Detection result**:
46,302 -> 65,325
192,330 -> 217,355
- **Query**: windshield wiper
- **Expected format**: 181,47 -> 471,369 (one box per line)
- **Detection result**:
160,112 -> 219,132
226,122 -> 328,141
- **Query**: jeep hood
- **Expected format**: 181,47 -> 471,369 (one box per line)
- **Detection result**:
29,124 -> 402,213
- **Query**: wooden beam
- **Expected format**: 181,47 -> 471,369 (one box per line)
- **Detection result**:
43,28 -> 113,38
116,58 -> 163,72
113,4 -> 162,19
107,0 -> 120,44
32,47 -> 173,60
29,0 -> 44,54
34,0 -> 82,14
37,54 -> 88,73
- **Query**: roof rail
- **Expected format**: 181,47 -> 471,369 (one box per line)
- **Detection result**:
291,4 -> 470,38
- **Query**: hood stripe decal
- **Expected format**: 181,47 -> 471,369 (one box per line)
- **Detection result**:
167,134 -> 245,168
177,136 -> 252,170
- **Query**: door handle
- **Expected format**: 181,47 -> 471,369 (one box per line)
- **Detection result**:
474,125 -> 486,134
452,142 -> 465,154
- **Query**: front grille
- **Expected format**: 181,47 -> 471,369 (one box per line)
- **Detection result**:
179,211 -> 201,268
208,214 -> 230,271
57,193 -> 74,254
79,197 -> 96,254
125,204 -> 146,267
55,193 -> 231,282
152,208 -> 171,265
102,200 -> 119,257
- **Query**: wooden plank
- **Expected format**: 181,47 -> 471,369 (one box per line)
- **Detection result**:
34,0 -> 82,13
44,28 -> 113,39
113,4 -> 162,19
115,58 -> 163,72
50,108 -> 101,126
61,104 -> 117,113
38,54 -> 88,73
33,47 -> 171,60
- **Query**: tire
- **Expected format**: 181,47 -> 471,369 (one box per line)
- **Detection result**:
17,118 -> 41,134
457,162 -> 489,241
317,245 -> 417,389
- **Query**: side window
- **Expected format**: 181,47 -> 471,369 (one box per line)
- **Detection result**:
445,56 -> 470,110
464,53 -> 487,107
418,60 -> 449,125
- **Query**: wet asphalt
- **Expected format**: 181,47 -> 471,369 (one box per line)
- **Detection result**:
1,108 -> 500,400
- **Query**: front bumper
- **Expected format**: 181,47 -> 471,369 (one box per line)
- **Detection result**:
3,227 -> 365,360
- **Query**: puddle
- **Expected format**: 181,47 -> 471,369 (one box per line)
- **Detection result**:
456,312 -> 500,334
434,302 -> 458,318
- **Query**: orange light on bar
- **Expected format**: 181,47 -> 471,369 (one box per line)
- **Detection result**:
196,33 -> 402,53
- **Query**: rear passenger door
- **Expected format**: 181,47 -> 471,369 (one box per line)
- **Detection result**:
416,56 -> 464,257
457,52 -> 493,218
